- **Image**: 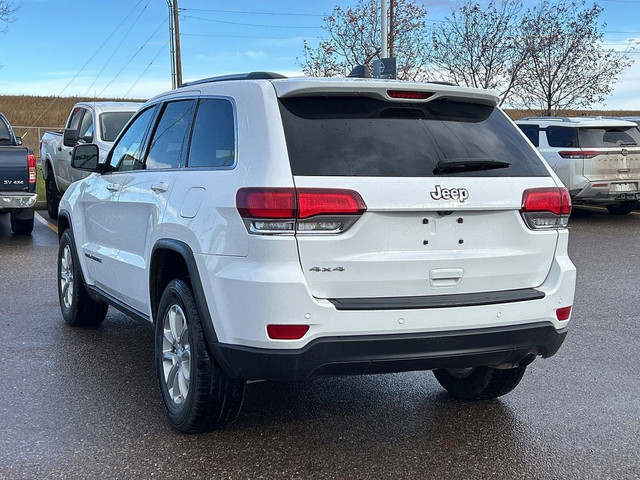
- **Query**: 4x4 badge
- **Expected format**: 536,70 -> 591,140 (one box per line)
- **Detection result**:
430,185 -> 469,202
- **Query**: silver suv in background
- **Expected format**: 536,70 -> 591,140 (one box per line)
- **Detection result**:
516,116 -> 640,214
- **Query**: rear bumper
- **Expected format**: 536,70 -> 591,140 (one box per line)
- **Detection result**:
215,322 -> 567,381
0,192 -> 37,210
573,181 -> 640,203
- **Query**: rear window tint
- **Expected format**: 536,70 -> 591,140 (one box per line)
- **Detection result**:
545,126 -> 578,148
578,127 -> 640,147
279,97 -> 548,177
187,99 -> 236,168
517,124 -> 539,147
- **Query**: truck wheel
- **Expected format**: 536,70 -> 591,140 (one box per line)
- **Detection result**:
606,200 -> 638,215
156,279 -> 245,433
46,173 -> 60,219
433,365 -> 526,400
58,229 -> 108,327
10,212 -> 34,235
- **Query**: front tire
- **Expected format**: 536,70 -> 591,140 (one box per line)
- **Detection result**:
433,365 -> 526,400
156,279 -> 245,433
10,211 -> 34,235
606,200 -> 638,215
46,171 -> 61,219
58,229 -> 108,327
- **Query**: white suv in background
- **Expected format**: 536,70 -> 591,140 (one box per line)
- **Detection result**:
516,116 -> 640,214
58,73 -> 576,433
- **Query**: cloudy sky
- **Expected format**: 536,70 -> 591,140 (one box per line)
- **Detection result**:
1,0 -> 638,108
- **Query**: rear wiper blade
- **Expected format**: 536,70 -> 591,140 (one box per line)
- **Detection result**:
434,158 -> 511,174
619,142 -> 637,146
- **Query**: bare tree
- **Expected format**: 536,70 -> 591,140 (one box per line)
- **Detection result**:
514,0 -> 635,115
0,0 -> 19,32
430,0 -> 527,105
299,0 -> 432,80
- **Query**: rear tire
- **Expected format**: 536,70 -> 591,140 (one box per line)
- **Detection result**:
58,229 -> 108,327
605,200 -> 638,215
433,365 -> 526,400
10,211 -> 34,235
156,279 -> 245,433
46,171 -> 60,219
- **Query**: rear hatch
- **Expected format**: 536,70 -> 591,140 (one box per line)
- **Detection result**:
578,127 -> 640,183
276,85 -> 562,300
0,146 -> 30,193
552,125 -> 640,183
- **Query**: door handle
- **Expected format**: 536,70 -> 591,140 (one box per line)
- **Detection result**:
151,182 -> 169,193
106,183 -> 120,192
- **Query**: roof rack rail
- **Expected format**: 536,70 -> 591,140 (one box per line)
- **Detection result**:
180,72 -> 287,88
519,116 -> 572,122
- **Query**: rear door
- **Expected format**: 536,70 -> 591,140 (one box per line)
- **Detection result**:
577,127 -> 640,185
278,94 -> 560,300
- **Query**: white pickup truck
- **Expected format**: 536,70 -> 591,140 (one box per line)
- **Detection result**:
40,102 -> 141,218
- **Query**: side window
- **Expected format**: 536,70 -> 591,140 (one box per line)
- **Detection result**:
517,124 -> 539,147
67,107 -> 85,130
108,106 -> 157,172
547,126 -> 578,148
78,111 -> 94,143
187,99 -> 236,168
146,100 -> 196,170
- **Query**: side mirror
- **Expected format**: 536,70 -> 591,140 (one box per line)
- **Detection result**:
15,136 -> 23,146
71,144 -> 102,172
63,128 -> 79,147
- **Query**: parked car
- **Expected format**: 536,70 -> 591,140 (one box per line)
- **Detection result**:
516,116 -> 640,214
0,112 -> 37,234
40,101 -> 142,218
58,73 -> 576,433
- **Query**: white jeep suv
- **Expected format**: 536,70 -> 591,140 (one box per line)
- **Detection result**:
58,73 -> 576,433
516,116 -> 640,214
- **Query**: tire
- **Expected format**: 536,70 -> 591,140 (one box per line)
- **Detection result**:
58,229 -> 108,327
10,212 -> 34,235
605,200 -> 638,215
156,279 -> 245,433
46,171 -> 60,219
433,365 -> 526,400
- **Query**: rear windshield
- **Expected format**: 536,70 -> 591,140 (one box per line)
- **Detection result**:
279,96 -> 548,177
546,126 -> 640,148
100,111 -> 137,142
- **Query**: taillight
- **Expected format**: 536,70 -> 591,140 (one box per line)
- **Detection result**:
387,90 -> 434,100
521,187 -> 571,230
27,153 -> 37,184
558,150 -> 601,159
236,187 -> 366,235
267,324 -> 309,340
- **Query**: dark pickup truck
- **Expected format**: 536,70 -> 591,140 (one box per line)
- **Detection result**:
0,113 -> 37,234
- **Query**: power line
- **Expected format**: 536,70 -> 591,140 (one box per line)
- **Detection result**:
179,7 -> 325,17
98,18 -> 168,97
84,0 -> 152,96
124,40 -> 170,98
23,0 -> 147,135
181,33 -> 304,40
181,14 -> 321,29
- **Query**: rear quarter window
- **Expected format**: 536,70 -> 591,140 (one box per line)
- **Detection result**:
279,96 -> 548,177
517,124 -> 540,147
546,127 -> 578,148
187,98 -> 236,168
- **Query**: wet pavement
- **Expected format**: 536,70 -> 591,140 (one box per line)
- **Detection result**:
0,208 -> 639,479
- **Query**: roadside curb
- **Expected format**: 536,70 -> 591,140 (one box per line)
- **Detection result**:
35,200 -> 47,210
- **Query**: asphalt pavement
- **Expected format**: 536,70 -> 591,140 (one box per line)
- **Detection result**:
0,208 -> 639,479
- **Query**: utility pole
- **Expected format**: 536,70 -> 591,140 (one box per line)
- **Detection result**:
389,0 -> 395,57
172,0 -> 182,87
381,0 -> 388,59
167,0 -> 183,88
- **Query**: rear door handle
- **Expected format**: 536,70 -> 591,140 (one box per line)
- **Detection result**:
106,183 -> 120,192
151,182 -> 169,193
